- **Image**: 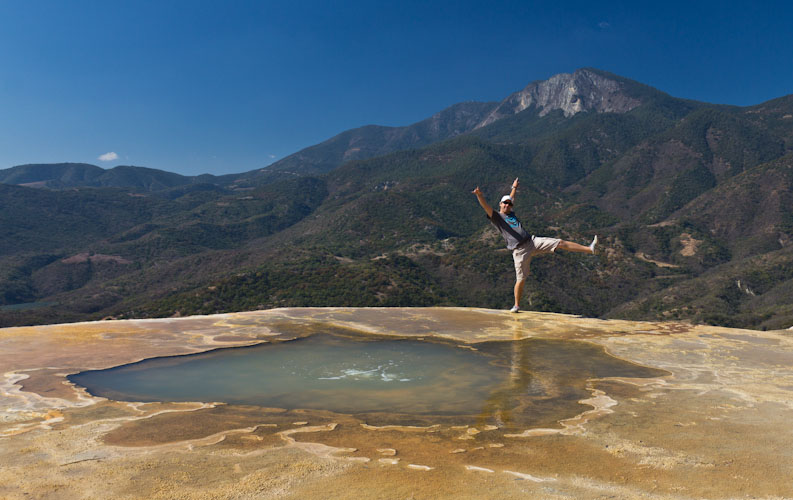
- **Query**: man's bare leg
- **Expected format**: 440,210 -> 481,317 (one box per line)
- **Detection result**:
558,235 -> 597,254
513,279 -> 525,310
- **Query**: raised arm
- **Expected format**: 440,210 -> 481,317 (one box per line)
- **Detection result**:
509,177 -> 519,200
472,186 -> 493,218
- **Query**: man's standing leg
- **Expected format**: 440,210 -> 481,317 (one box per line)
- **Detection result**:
511,244 -> 531,312
513,279 -> 525,312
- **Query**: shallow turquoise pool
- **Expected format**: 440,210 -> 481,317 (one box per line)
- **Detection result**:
69,333 -> 666,418
70,334 -> 510,414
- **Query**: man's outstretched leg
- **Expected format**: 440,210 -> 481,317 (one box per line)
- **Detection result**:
558,235 -> 597,254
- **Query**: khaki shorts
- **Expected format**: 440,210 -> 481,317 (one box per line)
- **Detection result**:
512,236 -> 561,281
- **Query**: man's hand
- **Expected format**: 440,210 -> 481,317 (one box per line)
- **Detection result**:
472,186 -> 493,217
509,178 -> 519,200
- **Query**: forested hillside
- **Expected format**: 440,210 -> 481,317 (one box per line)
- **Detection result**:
2,69 -> 792,330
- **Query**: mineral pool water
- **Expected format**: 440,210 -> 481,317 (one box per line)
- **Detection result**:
69,333 -> 666,417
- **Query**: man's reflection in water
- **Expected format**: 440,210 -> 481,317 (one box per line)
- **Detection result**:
476,325 -> 532,429
474,325 -> 668,431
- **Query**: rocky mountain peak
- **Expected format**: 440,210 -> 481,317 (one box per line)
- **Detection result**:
476,68 -> 642,128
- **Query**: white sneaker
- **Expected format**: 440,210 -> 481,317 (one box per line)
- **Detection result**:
589,235 -> 598,254
509,306 -> 519,313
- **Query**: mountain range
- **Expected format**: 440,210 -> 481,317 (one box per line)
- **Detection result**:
2,68 -> 792,330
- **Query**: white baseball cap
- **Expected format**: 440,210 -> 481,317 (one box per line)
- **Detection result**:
500,195 -> 513,204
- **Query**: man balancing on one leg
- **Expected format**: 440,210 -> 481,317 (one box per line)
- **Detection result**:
472,177 -> 597,313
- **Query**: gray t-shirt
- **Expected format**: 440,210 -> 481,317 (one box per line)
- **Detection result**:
488,210 -> 530,250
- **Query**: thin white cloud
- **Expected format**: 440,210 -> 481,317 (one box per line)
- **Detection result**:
598,21 -> 611,29
98,152 -> 119,162
269,154 -> 277,159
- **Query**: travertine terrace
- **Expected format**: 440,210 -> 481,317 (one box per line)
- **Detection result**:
2,307 -> 792,499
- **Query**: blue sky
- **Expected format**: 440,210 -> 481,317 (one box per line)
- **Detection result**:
1,0 -> 792,176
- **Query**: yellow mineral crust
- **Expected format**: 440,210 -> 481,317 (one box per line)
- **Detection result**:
1,307 -> 792,499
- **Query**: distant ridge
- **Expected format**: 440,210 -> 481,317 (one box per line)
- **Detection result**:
476,68 -> 644,127
0,70 -> 661,189
245,69 -> 665,183
0,163 -> 104,188
0,163 -> 233,194
239,100 -> 499,183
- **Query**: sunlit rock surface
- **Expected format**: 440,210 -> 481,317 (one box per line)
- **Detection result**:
2,307 -> 792,499
476,68 -> 641,126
